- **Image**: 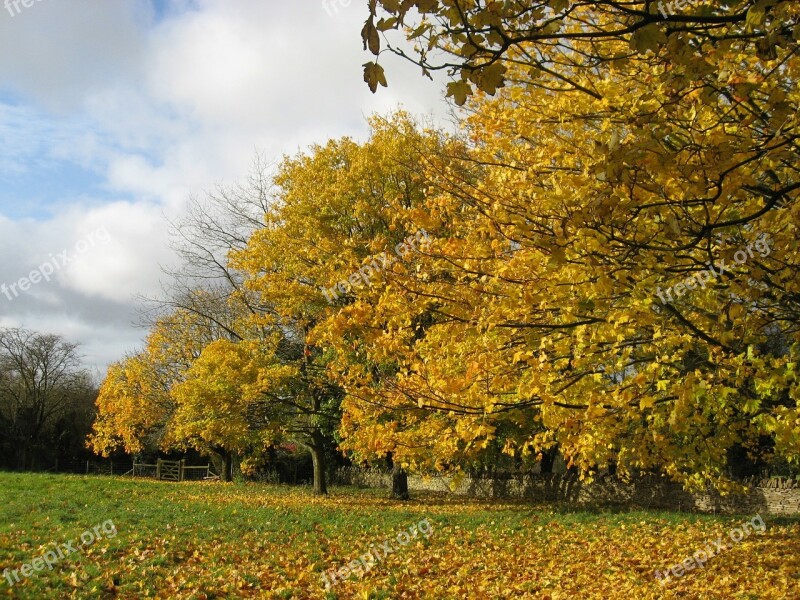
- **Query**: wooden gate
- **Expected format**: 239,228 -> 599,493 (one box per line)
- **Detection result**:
128,459 -> 218,481
156,459 -> 184,481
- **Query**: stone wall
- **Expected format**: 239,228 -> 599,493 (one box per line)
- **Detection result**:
333,468 -> 800,515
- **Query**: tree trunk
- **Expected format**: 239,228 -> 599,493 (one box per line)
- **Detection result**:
214,448 -> 233,482
310,428 -> 328,495
391,462 -> 410,500
223,453 -> 233,482
387,452 -> 410,500
18,443 -> 27,471
540,447 -> 557,474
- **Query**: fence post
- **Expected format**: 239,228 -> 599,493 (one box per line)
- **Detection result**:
86,460 -> 89,475
180,459 -> 185,482
156,459 -> 162,480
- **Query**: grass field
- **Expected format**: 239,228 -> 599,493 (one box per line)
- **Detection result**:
0,473 -> 798,599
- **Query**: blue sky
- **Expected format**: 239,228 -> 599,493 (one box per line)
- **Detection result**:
0,100 -> 110,219
0,0 -> 448,374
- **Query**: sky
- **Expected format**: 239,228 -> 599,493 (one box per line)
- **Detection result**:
0,0 -> 450,378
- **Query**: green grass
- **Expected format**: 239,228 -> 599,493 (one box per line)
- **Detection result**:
0,472 -> 798,599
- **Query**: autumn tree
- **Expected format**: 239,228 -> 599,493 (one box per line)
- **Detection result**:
88,306 -> 207,456
89,350 -> 175,459
92,159 -> 342,487
336,1 -> 800,489
161,158 -> 345,494
93,162 -> 278,481
231,113 -> 452,497
166,339 -> 283,481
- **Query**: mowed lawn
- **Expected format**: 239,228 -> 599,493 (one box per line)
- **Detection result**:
0,473 -> 799,599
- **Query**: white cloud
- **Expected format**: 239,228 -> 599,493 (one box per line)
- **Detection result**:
59,201 -> 174,303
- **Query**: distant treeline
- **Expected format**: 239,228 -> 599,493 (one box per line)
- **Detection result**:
0,327 -> 98,471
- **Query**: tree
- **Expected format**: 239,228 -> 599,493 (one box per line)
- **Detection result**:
337,20 -> 800,489
232,113 -> 445,496
90,4 -> 800,490
167,339 -> 284,482
90,308 -> 265,482
88,346 -> 177,461
0,328 -> 95,470
93,160 -> 279,482
93,158 -> 343,489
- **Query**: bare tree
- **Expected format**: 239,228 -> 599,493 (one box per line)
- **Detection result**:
139,152 -> 276,331
0,328 -> 94,470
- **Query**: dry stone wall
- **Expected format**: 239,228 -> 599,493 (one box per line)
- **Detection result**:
335,468 -> 800,515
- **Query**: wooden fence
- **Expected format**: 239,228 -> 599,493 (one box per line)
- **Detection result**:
127,459 -> 218,482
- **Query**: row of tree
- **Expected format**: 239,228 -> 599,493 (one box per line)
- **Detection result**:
91,1 -> 799,494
